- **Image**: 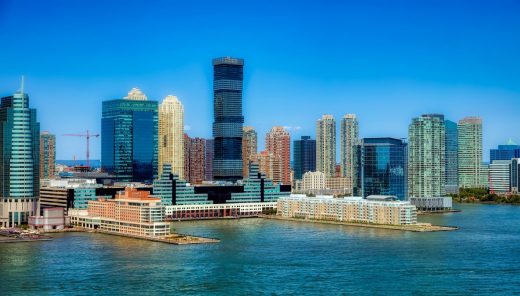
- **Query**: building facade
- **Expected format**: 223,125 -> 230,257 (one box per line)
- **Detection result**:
490,140 -> 520,162
212,57 -> 244,182
316,115 -> 336,177
408,114 -> 446,198
293,136 -> 316,180
489,160 -> 511,193
266,126 -> 291,185
153,164 -> 211,206
242,126 -> 257,178
184,135 -> 206,185
356,138 -> 407,200
40,131 -> 56,179
301,171 -> 326,192
458,117 -> 483,188
101,88 -> 158,183
0,89 -> 40,227
277,196 -> 417,225
444,120 -> 459,193
340,114 -> 359,189
205,139 -> 214,181
158,95 -> 184,178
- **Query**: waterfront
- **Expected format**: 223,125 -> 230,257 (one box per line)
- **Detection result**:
1,203 -> 520,295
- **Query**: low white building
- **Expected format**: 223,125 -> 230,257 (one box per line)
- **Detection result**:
29,208 -> 70,230
165,202 -> 277,220
409,197 -> 453,212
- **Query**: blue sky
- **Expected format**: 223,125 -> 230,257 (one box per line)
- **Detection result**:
1,0 -> 519,161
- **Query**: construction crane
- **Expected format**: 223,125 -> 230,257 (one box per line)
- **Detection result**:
63,130 -> 100,168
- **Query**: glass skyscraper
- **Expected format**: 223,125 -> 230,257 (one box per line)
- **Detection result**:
0,89 -> 40,227
355,138 -> 407,200
293,136 -> 316,180
445,120 -> 459,193
490,140 -> 520,162
101,88 -> 158,183
212,57 -> 244,182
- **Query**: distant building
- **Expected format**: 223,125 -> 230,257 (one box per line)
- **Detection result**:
205,139 -> 214,181
410,197 -> 453,212
184,134 -> 206,185
325,177 -> 349,195
158,95 -> 184,178
444,120 -> 459,193
511,159 -> 520,194
277,196 -> 417,225
301,171 -> 326,191
212,57 -> 244,182
489,160 -> 511,193
257,150 -> 280,182
408,114 -> 446,198
458,117 -> 484,188
490,140 -> 520,162
101,88 -> 158,183
266,126 -> 291,184
340,114 -> 359,189
242,126 -> 258,177
39,179 -> 102,212
293,136 -> 316,180
40,131 -> 56,179
0,88 -> 40,227
316,115 -> 336,177
29,208 -> 69,230
356,138 -> 407,200
229,163 -> 291,203
69,187 -> 170,237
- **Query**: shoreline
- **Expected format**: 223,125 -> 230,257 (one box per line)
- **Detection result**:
261,215 -> 457,232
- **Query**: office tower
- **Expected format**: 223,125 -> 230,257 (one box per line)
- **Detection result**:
212,57 -> 244,182
0,87 -> 40,227
266,126 -> 291,184
489,160 -> 511,193
490,139 -> 520,162
408,114 -> 446,198
158,95 -> 184,178
445,120 -> 459,193
355,138 -> 407,200
316,115 -> 336,177
242,126 -> 258,177
458,117 -> 483,188
293,136 -> 316,180
101,88 -> 158,182
205,139 -> 214,181
184,134 -> 206,185
153,164 -> 211,206
340,114 -> 359,188
40,131 -> 56,179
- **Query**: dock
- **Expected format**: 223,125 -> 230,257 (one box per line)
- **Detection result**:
262,215 -> 458,232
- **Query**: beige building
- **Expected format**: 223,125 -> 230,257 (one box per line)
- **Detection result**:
458,117 -> 484,188
277,195 -> 417,225
340,114 -> 359,189
266,126 -> 291,184
159,95 -> 184,178
242,126 -> 258,177
316,115 -> 336,177
301,171 -> 326,191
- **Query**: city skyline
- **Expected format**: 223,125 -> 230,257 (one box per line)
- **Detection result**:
1,1 -> 520,161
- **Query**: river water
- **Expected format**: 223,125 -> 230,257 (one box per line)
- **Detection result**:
1,203 -> 519,295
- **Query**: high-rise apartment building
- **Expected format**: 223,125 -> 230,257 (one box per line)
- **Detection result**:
266,126 -> 291,184
293,136 -> 316,180
355,138 -> 407,200
0,87 -> 40,227
257,150 -> 279,181
242,126 -> 257,177
212,57 -> 244,182
316,115 -> 336,177
101,88 -> 158,183
158,95 -> 184,178
40,131 -> 56,179
458,117 -> 483,188
340,114 -> 359,188
184,134 -> 206,185
408,114 -> 446,198
445,120 -> 459,193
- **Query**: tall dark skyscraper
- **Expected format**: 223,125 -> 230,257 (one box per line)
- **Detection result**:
212,57 -> 244,182
101,88 -> 158,183
0,86 -> 40,227
355,138 -> 407,200
445,120 -> 459,193
293,136 -> 316,180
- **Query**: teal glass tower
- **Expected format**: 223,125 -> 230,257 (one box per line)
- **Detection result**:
101,88 -> 158,183
0,87 -> 40,227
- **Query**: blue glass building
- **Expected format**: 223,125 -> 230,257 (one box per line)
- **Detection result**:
212,57 -> 244,182
153,164 -> 212,206
293,136 -> 316,180
0,89 -> 40,227
445,120 -> 459,193
356,138 -> 407,200
101,89 -> 158,183
490,141 -> 520,162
